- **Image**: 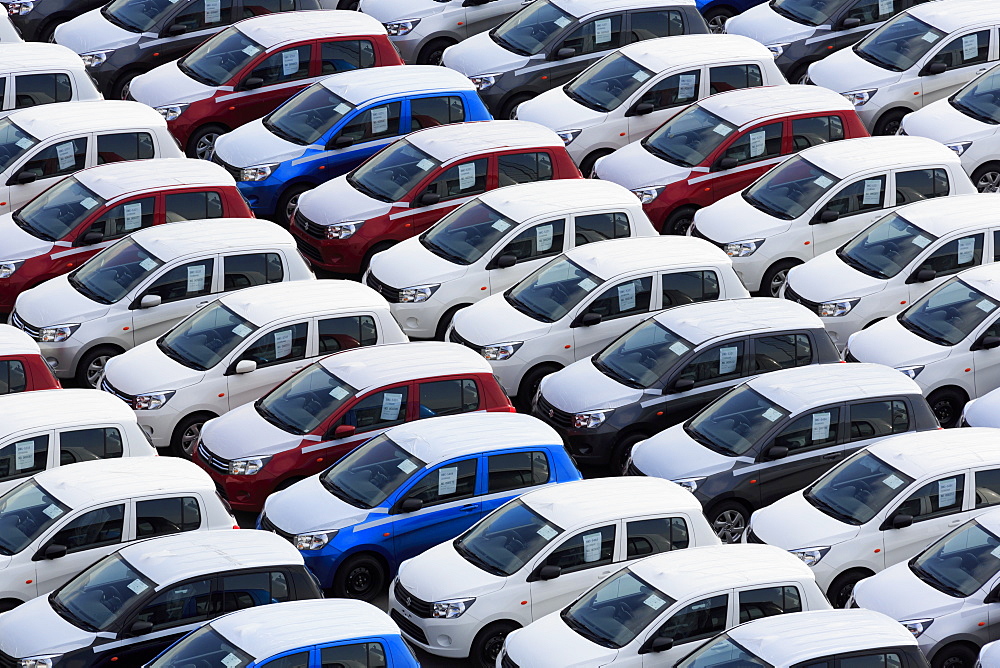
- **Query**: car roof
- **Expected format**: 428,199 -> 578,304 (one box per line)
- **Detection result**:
388,413 -> 560,465
118,530 -> 301,586
797,136 -> 960,178
521,477 -> 703,527
749,363 -> 922,415
896,193 -> 1000,237
481,179 -> 639,222
0,323 -> 40,356
728,609 -> 916,663
8,100 -> 164,138
131,219 -> 295,260
406,120 -> 563,163
869,428 -> 1000,479
699,84 -> 854,128
319,342 -> 492,391
950,262 -> 1000,299
567,236 -> 730,279
74,158 -> 235,200
622,34 -> 772,72
213,599 -> 398,660
0,42 -> 88,72
654,298 -> 822,346
219,279 -> 387,324
910,0 -> 1000,34
552,0 -> 695,18
1,388 -> 134,434
235,10 -> 387,49
321,65 -> 476,106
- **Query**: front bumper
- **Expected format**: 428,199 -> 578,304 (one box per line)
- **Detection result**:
195,447 -> 279,512
289,222 -> 368,274
388,585 -> 480,658
131,403 -> 183,449
389,299 -> 448,340
36,339 -> 86,379
236,179 -> 284,219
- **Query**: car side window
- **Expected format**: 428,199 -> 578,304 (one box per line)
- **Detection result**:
488,451 -> 549,494
917,233 -> 984,278
722,122 -> 782,165
655,595 -> 728,644
738,586 -> 801,623
773,407 -> 840,454
144,259 -> 215,304
410,96 -> 466,131
172,0 -> 234,31
498,219 -> 565,262
403,458 -> 478,507
840,653 -> 904,668
262,652 -> 310,668
21,137 -> 86,179
662,270 -> 720,308
320,643 -> 387,668
894,168 -> 949,205
993,230 -> 1000,262
240,322 -> 308,368
636,69 -> 700,112
418,378 -> 479,418
50,504 -> 124,554
709,64 -> 763,94
497,152 -> 552,187
242,0 -> 294,16
337,101 -> 402,144
318,315 -> 377,354
574,212 -> 629,245
542,525 -> 616,574
585,276 -> 652,321
0,78 -> 6,108
824,175 -> 886,217
97,132 -> 154,164
560,14 -> 623,55
845,0 -> 904,26
626,517 -> 688,559
339,386 -> 409,433
136,496 -> 201,538
752,333 -> 812,373
849,400 -> 909,441
88,196 -> 155,240
791,115 -> 844,150
975,468 -> 1000,508
0,359 -> 26,394
60,427 -> 123,464
250,45 -> 311,85
321,40 -> 376,74
223,253 -> 283,291
895,474 -> 965,521
0,433 -> 48,481
13,73 -> 71,108
425,158 -> 488,202
165,191 -> 224,222
629,9 -> 684,40
930,30 -> 991,71
219,571 -> 290,612
134,578 -> 213,632
677,340 -> 746,386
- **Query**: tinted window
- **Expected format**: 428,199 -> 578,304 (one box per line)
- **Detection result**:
840,654 -> 904,668
410,96 -> 465,131
338,102 -> 401,143
586,276 -> 652,320
662,270 -> 720,307
849,400 -> 909,441
626,517 -> 688,559
97,133 -> 154,164
918,234 -> 984,278
846,0 -> 903,26
136,496 -> 201,538
241,322 -> 308,368
173,0 -> 234,30
561,14 -> 623,55
318,315 -> 377,354
14,73 -> 71,108
497,152 -> 552,186
894,168 -> 949,205
498,219 -> 565,261
752,333 -> 812,372
425,159 -> 488,201
165,191 -> 224,222
51,504 -> 124,554
250,45 -> 311,85
656,595 -> 728,643
243,0 -> 294,16
977,468 -> 1000,508
418,378 -> 479,418
630,9 -> 684,39
826,175 -> 886,216
0,433 -> 47,481
135,578 -> 213,631
403,458 -> 477,506
543,525 -> 616,574
487,451 -> 549,493
223,253 -> 283,291
895,474 -> 965,520
22,137 -> 86,178
574,212 -> 629,245
709,64 -> 763,94
0,78 -> 5,107
791,115 -> 844,150
773,407 -> 840,453
220,571 -> 290,612
723,122 -> 782,164
321,40 -> 376,74
738,586 -> 801,623
264,653 -> 309,668
88,196 -> 155,240
60,427 -> 123,464
320,643 -> 387,668
637,69 -> 700,112
678,340 -> 745,386
930,30 -> 990,71
0,359 -> 26,394
339,386 -> 408,433
144,259 -> 214,304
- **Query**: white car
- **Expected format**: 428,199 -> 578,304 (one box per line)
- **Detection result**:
745,428 -> 1000,609
783,193 -> 1000,351
366,179 -> 657,340
0,456 -> 237,610
0,11 -> 21,43
961,386 -> 1000,427
515,33 -> 785,172
448,236 -> 749,406
691,135 -> 976,297
0,43 -> 101,118
100,279 -> 407,456
390,476 -> 719,666
12,218 -> 313,389
981,640 -> 1000,667
500,544 -> 830,668
846,263 -> 1000,427
808,0 -> 1000,135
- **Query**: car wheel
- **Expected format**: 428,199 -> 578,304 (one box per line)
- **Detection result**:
0,599 -> 21,613
580,149 -> 613,179
972,164 -> 1000,193
708,501 -> 749,543
435,304 -> 468,341
517,365 -> 558,413
333,553 -> 386,601
662,207 -> 698,235
932,644 -> 978,668
187,124 -> 228,161
827,570 -> 869,608
361,241 -> 398,276
417,38 -> 455,66
612,433 -> 648,475
500,94 -> 534,121
471,621 -> 519,668
170,413 -> 211,459
112,70 -> 143,101
788,64 -> 811,85
927,387 -> 966,428
873,109 -> 909,136
74,346 -> 121,389
276,184 -> 313,227
38,19 -> 67,44
760,260 -> 799,297
337,0 -> 358,8
704,7 -> 734,33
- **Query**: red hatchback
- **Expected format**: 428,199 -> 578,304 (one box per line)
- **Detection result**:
195,342 -> 515,512
0,324 -> 61,394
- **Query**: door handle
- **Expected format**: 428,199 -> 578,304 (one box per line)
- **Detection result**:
459,504 -> 478,512
978,68 -> 989,74
195,301 -> 210,308
822,452 -> 843,461
948,519 -> 963,526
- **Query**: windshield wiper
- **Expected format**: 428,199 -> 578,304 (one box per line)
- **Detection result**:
255,401 -> 302,435
743,193 -> 792,220
683,423 -> 736,456
100,6 -> 140,32
421,237 -> 469,265
0,542 -> 12,556
562,613 -> 617,648
12,212 -> 54,241
67,275 -> 112,305
854,47 -> 900,72
506,293 -> 552,323
178,60 -> 217,87
491,29 -> 531,56
320,475 -> 367,508
347,176 -> 393,203
262,119 -> 308,146
910,561 -> 966,597
564,86 -> 608,112
455,541 -> 506,576
804,492 -> 862,525
836,249 -> 888,279
157,340 -> 206,370
50,596 -> 99,632
592,356 -> 644,389
642,140 -> 691,167
770,1 -> 814,25
898,317 -> 952,346
951,97 -> 1000,125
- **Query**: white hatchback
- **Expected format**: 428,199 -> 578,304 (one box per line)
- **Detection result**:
0,43 -> 101,118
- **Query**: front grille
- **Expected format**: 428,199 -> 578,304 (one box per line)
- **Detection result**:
295,210 -> 329,239
197,441 -> 230,476
259,513 -> 295,543
365,272 -> 402,303
390,608 -> 429,644
295,237 -> 323,264
745,527 -> 765,544
212,154 -> 242,181
500,651 -> 519,668
100,377 -> 136,408
783,285 -> 821,315
535,393 -> 573,430
0,649 -> 18,668
625,460 -> 645,476
9,310 -> 40,339
394,581 -> 432,618
844,350 -> 860,363
448,328 -> 479,352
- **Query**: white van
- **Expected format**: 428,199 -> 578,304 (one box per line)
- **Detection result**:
0,43 -> 101,118
100,280 -> 407,456
500,544 -> 830,668
366,179 -> 657,340
448,236 -> 749,407
0,456 -> 237,610
389,476 -> 720,666
691,136 -> 976,297
12,218 -> 313,388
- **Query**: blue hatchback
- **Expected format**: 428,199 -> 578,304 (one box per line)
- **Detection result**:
258,412 -> 582,601
697,0 -> 767,32
213,64 -> 491,223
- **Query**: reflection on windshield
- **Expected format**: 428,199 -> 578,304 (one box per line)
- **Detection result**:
565,53 -> 653,113
421,200 -> 516,265
319,434 -> 424,509
563,570 -> 676,649
771,0 -> 853,26
69,238 -> 163,305
644,106 -> 736,168
676,634 -> 769,668
506,257 -> 602,323
805,451 -> 913,525
349,139 -> 439,203
149,624 -> 253,668
455,499 -> 561,576
595,319 -> 692,389
15,177 -> 105,241
743,156 -> 839,221
158,303 -> 256,371
491,0 -> 573,56
265,84 -> 353,146
855,14 -> 945,72
0,118 -> 37,173
838,213 -> 934,279
53,554 -> 153,631
180,27 -> 263,87
257,363 -> 357,435
951,65 -> 1000,125
899,278 -> 997,347
0,480 -> 68,555
911,520 -> 1000,598
687,386 -> 788,456
103,0 -> 176,32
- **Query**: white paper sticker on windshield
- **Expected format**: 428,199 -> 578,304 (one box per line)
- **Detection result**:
14,441 -> 33,470
862,179 -> 882,205
205,0 -> 220,22
232,323 -> 252,337
81,197 -> 98,209
938,478 -> 957,506
878,0 -> 893,15
536,223 -> 553,251
579,277 -> 597,291
492,220 -> 511,232
633,70 -> 650,82
127,579 -> 149,595
139,257 -> 157,271
438,466 -> 458,495
978,299 -> 996,313
811,412 -> 831,441
381,392 -> 402,421
963,34 -> 979,61
334,103 -> 351,115
282,49 -> 299,76
678,73 -> 697,99
883,474 -> 904,489
458,162 -> 476,190
186,264 -> 206,292
814,175 -> 833,188
15,137 -> 31,149
537,524 -> 557,540
417,158 -> 434,171
719,346 -> 738,374
992,545 -> 1000,560
273,329 -> 292,359
762,407 -> 782,422
912,235 -> 930,248
921,32 -> 939,43
617,282 -> 636,311
669,341 -> 689,355
644,594 -> 667,610
330,386 -> 350,400
748,131 -> 766,158
958,237 -> 976,264
713,124 -> 732,136
123,202 -> 143,231
221,654 -> 242,668
371,106 -> 389,134
594,18 -> 612,44
243,45 -> 260,57
56,142 -> 75,170
398,459 -> 418,474
42,504 -> 61,519
583,532 -> 602,562
554,16 -> 570,28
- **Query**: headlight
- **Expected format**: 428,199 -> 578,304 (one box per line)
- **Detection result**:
767,43 -> 788,59
155,104 -> 189,122
431,597 -> 475,619
556,129 -> 582,146
901,619 -> 934,638
324,220 -> 364,239
723,239 -> 764,257
384,19 -> 419,36
80,51 -> 111,68
946,141 -> 973,156
38,324 -> 80,343
573,410 -> 612,429
842,89 -> 877,106
133,391 -> 175,410
0,260 -> 24,278
789,546 -> 830,566
19,658 -> 59,668
671,477 -> 705,493
631,186 -> 665,204
294,530 -> 337,551
481,342 -> 523,361
896,365 -> 924,380
469,74 -> 498,91
228,457 -> 271,475
6,1 -> 33,15
399,284 -> 440,303
240,164 -> 279,182
819,299 -> 860,317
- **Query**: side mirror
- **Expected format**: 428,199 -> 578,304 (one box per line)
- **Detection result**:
715,156 -> 738,171
76,230 -> 104,246
892,514 -> 913,530
908,268 -> 936,284
139,294 -> 161,309
333,424 -> 356,439
463,0 -> 491,5
922,61 -> 947,77
553,47 -> 576,61
629,102 -> 654,117
165,23 -> 187,36
978,335 -> 1000,351
412,191 -> 440,208
839,17 -> 861,30
670,378 -> 695,393
12,170 -> 36,186
534,564 -> 561,581
43,544 -> 67,560
234,359 -> 257,375
766,445 -> 789,460
241,76 -> 264,91
130,621 -> 154,636
495,254 -> 517,269
574,312 -> 602,328
330,135 -> 355,150
985,585 -> 1000,604
640,636 -> 674,655
399,497 -> 423,513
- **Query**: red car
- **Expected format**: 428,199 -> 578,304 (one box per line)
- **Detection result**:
0,158 -> 253,314
128,11 -> 403,160
0,324 -> 60,394
594,85 -> 868,234
291,120 -> 583,275
195,342 -> 515,511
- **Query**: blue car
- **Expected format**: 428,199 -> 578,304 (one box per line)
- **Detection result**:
698,0 -> 767,32
258,412 -> 582,601
213,64 -> 491,224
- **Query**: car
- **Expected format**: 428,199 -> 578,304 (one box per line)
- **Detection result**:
129,10 -> 403,160
0,158 -> 253,316
500,544 -> 830,668
389,476 -> 720,667
846,263 -> 1000,427
745,428 -> 1000,608
365,179 -> 657,340
442,0 -> 709,119
448,236 -> 750,408
961,386 -> 1000,427
290,120 -> 582,275
0,323 -> 60,394
0,456 -> 238,610
534,298 -> 841,470
808,0 -> 1000,135
11,218 -> 312,389
691,135 -> 976,296
697,0 -> 767,34
258,411 -> 583,601
982,641 -> 1000,667
0,529 -> 322,666
147,599 -> 420,668
596,84 -> 866,234
0,9 -> 23,41
100,279 -> 407,456
0,43 -> 102,119
517,33 -> 786,174
631,362 -> 937,543
213,65 -> 490,224
197,341 -> 514,512
783,194 -> 1000,352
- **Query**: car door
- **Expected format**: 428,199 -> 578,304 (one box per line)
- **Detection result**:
971,310 -> 1000,398
707,120 -> 786,204
527,522 -> 620,620
570,274 -> 656,360
906,231 -> 986,303
11,71 -> 72,110
225,319 -> 311,410
845,398 -> 914,458
316,383 -> 414,462
133,495 -> 203,540
639,593 -> 731,666
0,430 -> 51,497
409,94 -> 468,133
546,13 -> 626,88
657,337 -> 751,426
0,357 -> 28,396
920,27 -> 995,107
406,157 -> 490,234
96,131 -> 156,165
811,173 -> 889,255
324,100 -> 403,176
237,42 -> 315,124
571,211 -> 632,247
56,426 -> 124,468
158,0 -> 236,62
487,218 -> 567,294
9,135 -> 87,208
881,471 -> 971,567
130,256 -> 219,345
626,67 -> 703,143
496,150 -> 553,188
77,194 -> 157,250
483,450 -> 550,515
790,114 -> 847,152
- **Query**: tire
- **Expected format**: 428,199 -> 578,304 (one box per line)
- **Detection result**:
74,345 -> 122,389
759,260 -> 799,298
111,70 -> 143,101
788,63 -> 812,85
580,149 -> 613,179
38,19 -> 67,44
274,476 -> 303,492
275,184 -> 313,227
972,164 -> 1000,193
435,304 -> 468,341
873,108 -> 909,136
827,570 -> 870,608
662,206 -> 698,235
336,0 -> 358,8
471,621 -> 519,668
186,124 -> 228,161
416,38 -> 455,66
333,553 -> 387,601
703,7 -> 735,33
862,317 -> 884,330
361,241 -> 397,276
927,387 -> 967,429
707,500 -> 749,543
516,364 -> 559,413
0,599 -> 21,613
612,432 -> 648,475
170,413 -> 214,459
500,93 -> 534,121
932,643 -> 979,668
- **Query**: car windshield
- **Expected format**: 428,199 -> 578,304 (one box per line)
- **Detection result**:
0,118 -> 37,173
256,362 -> 357,435
643,106 -> 737,168
348,139 -> 439,203
179,26 -> 265,87
149,624 -> 254,668
594,319 -> 693,389
102,0 -> 176,33
854,14 -> 946,72
420,200 -> 518,265
264,84 -> 354,146
491,0 -> 574,56
687,385 -> 790,456
319,433 -> 425,509
951,65 -> 1000,125
562,570 -> 676,649
676,633 -> 771,668
0,480 -> 69,555
838,212 -> 935,279
911,520 -> 1000,598
506,257 -> 603,323
51,554 -> 154,632
68,237 -> 164,305
13,177 -> 105,242
804,450 -> 914,525
770,0 -> 854,27
743,156 -> 840,221
564,53 -> 654,113
898,278 -> 998,347
158,303 -> 257,371
454,499 -> 562,576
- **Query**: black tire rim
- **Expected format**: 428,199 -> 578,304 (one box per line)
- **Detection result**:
832,579 -> 858,608
878,118 -> 902,136
932,398 -> 956,427
668,215 -> 693,235
941,655 -> 972,668
482,632 -> 508,666
425,49 -> 445,66
346,563 -> 379,598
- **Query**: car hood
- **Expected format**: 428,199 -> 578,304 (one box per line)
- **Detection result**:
55,7 -> 140,54
724,3 -> 817,46
452,292 -> 553,345
15,274 -> 111,325
129,60 -> 216,108
808,47 -> 904,92
296,176 -> 395,225
0,596 -> 96,658
854,560 -> 966,621
516,86 -> 607,132
263,474 -> 383,533
200,402 -> 303,460
539,357 -> 644,412
368,236 -> 468,287
964,391 -> 1000,427
103,339 -> 206,394
694,192 -> 792,242
846,316 -> 952,367
505,611 -> 619,668
397,541 -> 506,601
214,118 -> 307,168
750,491 -> 862,548
0,214 -> 54,261
901,97 -> 1000,144
442,30 -> 530,77
630,423 -> 737,479
358,0 -> 448,22
594,140 -> 692,190
785,250 -> 888,301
